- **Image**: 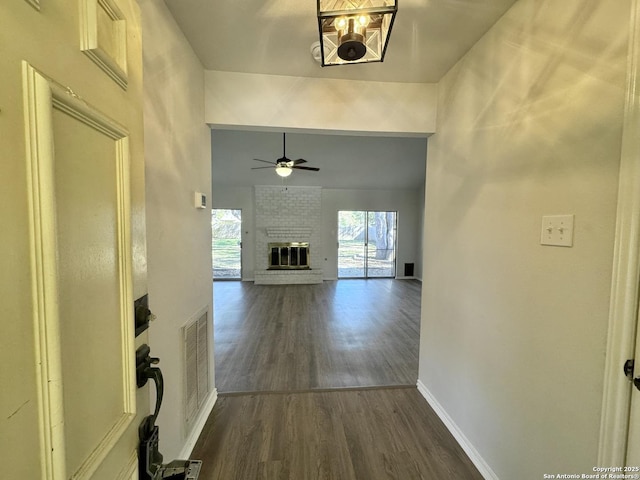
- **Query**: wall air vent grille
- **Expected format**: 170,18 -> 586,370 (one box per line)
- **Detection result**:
183,308 -> 210,431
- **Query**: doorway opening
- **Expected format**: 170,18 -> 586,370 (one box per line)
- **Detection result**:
212,209 -> 242,280
338,210 -> 397,278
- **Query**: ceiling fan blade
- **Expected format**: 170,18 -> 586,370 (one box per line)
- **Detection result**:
292,166 -> 320,171
251,136 -> 314,172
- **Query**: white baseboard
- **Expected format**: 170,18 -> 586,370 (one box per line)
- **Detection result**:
416,380 -> 498,480
179,388 -> 218,459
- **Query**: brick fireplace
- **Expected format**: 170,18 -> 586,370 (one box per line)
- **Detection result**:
253,186 -> 323,284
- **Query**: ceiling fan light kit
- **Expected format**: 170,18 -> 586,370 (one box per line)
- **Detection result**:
317,0 -> 397,66
275,165 -> 293,177
252,133 -> 320,178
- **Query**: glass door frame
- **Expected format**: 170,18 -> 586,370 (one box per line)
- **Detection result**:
212,208 -> 243,280
337,210 -> 397,279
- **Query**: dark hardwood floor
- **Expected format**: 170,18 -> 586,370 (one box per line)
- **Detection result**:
213,279 -> 421,393
191,387 -> 484,480
191,279 -> 483,479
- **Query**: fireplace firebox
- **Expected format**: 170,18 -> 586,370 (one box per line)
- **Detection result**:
269,242 -> 310,269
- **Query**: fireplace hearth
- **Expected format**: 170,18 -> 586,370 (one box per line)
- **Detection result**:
269,242 -> 310,270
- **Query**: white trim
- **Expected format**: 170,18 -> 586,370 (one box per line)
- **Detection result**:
24,0 -> 40,10
416,380 -> 498,480
115,450 -> 138,480
80,0 -> 128,89
178,389 -> 218,459
598,0 -> 640,466
24,60 -> 66,480
23,62 -> 135,480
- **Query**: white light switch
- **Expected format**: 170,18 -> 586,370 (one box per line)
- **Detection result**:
541,215 -> 574,247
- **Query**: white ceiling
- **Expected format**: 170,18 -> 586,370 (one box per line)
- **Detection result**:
165,0 -> 517,189
212,130 -> 428,189
164,0 -> 518,84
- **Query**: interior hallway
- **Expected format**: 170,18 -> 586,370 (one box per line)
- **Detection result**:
190,280 -> 483,478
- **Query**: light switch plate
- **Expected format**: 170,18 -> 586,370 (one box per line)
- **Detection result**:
541,215 -> 574,247
194,192 -> 206,209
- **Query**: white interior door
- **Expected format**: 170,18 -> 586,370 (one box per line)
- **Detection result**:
627,358 -> 640,465
598,0 -> 640,468
626,298 -> 640,465
1,1 -> 146,479
623,0 -> 640,465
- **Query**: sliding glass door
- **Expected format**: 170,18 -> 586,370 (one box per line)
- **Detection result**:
338,210 -> 397,278
338,211 -> 366,278
212,209 -> 242,279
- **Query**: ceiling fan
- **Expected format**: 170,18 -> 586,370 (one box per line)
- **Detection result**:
252,133 -> 320,177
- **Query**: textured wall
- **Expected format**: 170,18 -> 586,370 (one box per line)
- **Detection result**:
140,0 -> 214,460
419,0 -> 629,478
205,70 -> 437,136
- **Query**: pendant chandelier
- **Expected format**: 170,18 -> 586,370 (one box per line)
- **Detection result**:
316,0 -> 398,67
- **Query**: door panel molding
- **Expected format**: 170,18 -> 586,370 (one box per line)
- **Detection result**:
22,62 -> 136,479
80,0 -> 128,89
598,0 -> 640,466
24,0 -> 40,11
115,449 -> 138,480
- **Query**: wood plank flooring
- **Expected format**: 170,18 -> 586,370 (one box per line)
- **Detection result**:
213,279 -> 421,393
191,279 -> 483,479
191,387 -> 484,480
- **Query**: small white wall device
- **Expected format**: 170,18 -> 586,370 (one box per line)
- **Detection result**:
194,192 -> 207,209
540,214 -> 574,247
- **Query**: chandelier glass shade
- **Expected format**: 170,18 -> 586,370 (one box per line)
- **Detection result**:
317,0 -> 397,66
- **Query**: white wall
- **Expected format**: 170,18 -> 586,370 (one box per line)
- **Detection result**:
419,0 -> 629,478
140,0 -> 214,460
205,70 -> 438,136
